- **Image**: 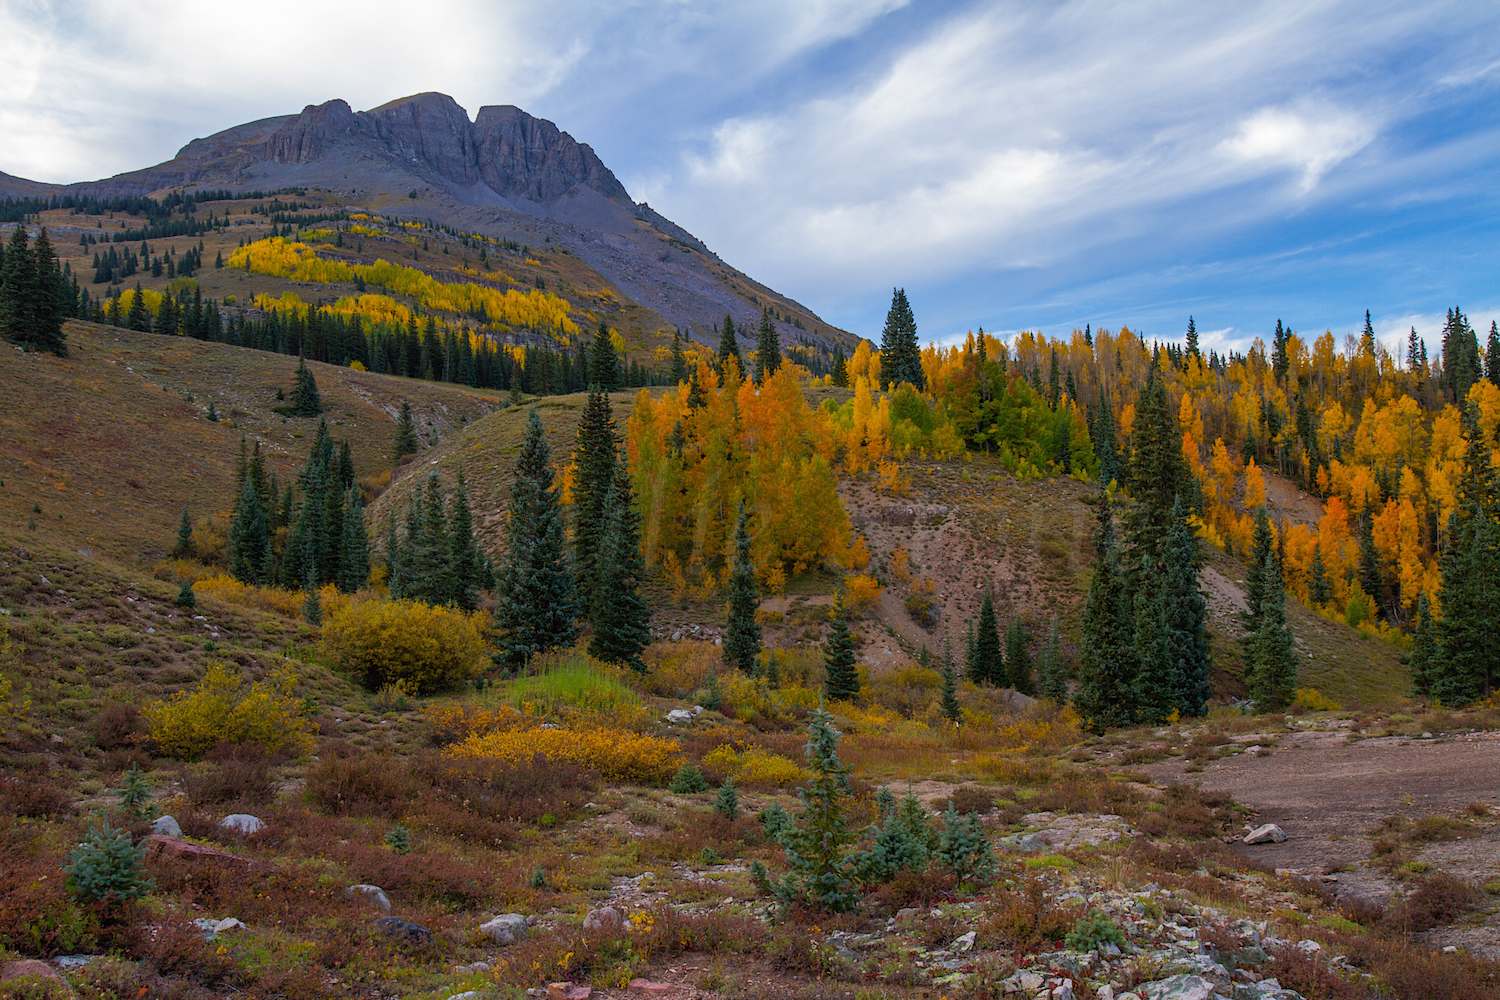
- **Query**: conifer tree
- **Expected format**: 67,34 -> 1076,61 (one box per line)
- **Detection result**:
973,591 -> 1003,686
831,344 -> 849,388
302,568 -> 322,625
823,594 -> 859,702
591,320 -> 620,392
572,388 -> 619,601
1357,511 -> 1384,619
173,507 -> 195,558
716,314 -> 742,377
337,488 -> 370,594
1132,559 -> 1174,724
291,355 -> 323,416
1004,619 -> 1033,694
492,409 -> 579,671
0,226 -> 35,344
126,282 -> 150,332
670,330 -> 689,385
879,288 -> 923,390
227,477 -> 270,585
755,308 -> 782,381
391,399 -> 419,462
447,468 -> 479,610
1160,498 -> 1212,717
1249,549 -> 1297,711
767,706 -> 858,913
1308,543 -> 1331,605
1408,592 -> 1435,698
1241,507 -> 1274,653
1074,497 -> 1138,732
939,640 -> 962,725
1037,617 -> 1068,704
589,450 -> 651,672
0,225 -> 68,356
723,503 -> 763,674
1487,321 -> 1500,387
1186,315 -> 1200,363
1091,403 -> 1121,485
1124,367 -> 1192,570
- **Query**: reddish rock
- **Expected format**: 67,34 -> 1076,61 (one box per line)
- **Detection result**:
627,981 -> 680,994
548,984 -> 593,999
1,959 -> 77,997
143,834 -> 250,863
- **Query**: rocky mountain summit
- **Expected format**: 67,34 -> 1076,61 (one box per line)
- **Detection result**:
0,93 -> 839,342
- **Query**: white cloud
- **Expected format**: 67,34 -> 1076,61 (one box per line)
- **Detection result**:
1220,105 -> 1374,191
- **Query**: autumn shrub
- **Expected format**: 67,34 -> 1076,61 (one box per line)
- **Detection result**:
978,878 -> 1084,954
180,743 -> 278,808
322,599 -> 487,694
447,725 -> 679,783
0,841 -> 100,956
412,754 -> 596,841
1291,687 -> 1342,713
1396,871 -> 1484,931
306,745 -> 424,817
421,702 -> 526,744
0,769 -> 73,817
700,744 -> 809,789
142,661 -> 314,760
844,574 -> 883,611
504,655 -> 648,727
193,573 -> 357,619
86,702 -> 141,750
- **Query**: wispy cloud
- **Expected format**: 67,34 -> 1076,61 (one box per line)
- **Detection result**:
1219,105 -> 1374,191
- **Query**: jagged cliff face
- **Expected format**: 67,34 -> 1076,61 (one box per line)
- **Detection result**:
0,93 -> 845,344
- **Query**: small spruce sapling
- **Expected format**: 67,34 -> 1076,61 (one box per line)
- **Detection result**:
174,580 -> 196,608
670,764 -> 708,794
937,804 -> 995,885
384,825 -> 412,855
714,779 -> 739,820
118,763 -> 156,820
64,815 -> 155,907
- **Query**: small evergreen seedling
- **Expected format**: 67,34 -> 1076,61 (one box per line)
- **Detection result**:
174,580 -> 196,608
670,764 -> 709,794
173,507 -> 195,558
1064,911 -> 1125,951
938,804 -> 996,885
384,825 -> 411,855
117,764 -> 155,820
205,401 -> 218,422
303,571 -> 322,625
528,866 -> 551,890
758,803 -> 791,841
64,815 -> 154,907
939,640 -> 962,725
702,672 -> 723,712
714,779 -> 739,820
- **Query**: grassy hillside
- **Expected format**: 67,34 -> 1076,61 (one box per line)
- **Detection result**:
0,320 -> 502,566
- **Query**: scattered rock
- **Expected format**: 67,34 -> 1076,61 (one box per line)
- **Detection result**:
480,913 -> 529,945
144,834 -> 250,864
665,709 -> 694,725
1243,823 -> 1287,845
950,930 -> 977,953
373,916 -> 432,944
219,813 -> 264,836
583,906 -> 622,930
151,815 -> 183,838
346,884 -> 392,911
548,985 -> 594,999
54,957 -> 98,970
1,959 -> 77,997
627,981 -> 680,993
998,832 -> 1048,852
448,993 -> 483,1000
1138,974 -> 1217,1000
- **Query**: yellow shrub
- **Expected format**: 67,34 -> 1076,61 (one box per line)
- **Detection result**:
447,726 -> 679,783
322,600 -> 488,694
1292,688 -> 1341,712
700,745 -> 809,789
422,703 -> 527,743
844,574 -> 883,610
143,661 -> 314,760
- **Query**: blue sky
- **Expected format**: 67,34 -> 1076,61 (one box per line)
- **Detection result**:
3,0 -> 1497,355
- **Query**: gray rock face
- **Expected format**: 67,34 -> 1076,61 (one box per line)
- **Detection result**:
346,884 -> 392,911
151,815 -> 182,838
1138,974 -> 1218,1000
1243,824 -> 1287,845
666,709 -> 695,725
218,814 -> 264,836
480,913 -> 528,945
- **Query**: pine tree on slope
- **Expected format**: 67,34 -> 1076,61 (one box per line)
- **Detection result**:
589,449 -> 651,672
878,288 -> 924,391
755,308 -> 782,381
1073,497 -> 1137,732
973,591 -> 1003,686
572,388 -> 619,602
823,594 -> 859,703
723,502 -> 762,674
1249,550 -> 1298,711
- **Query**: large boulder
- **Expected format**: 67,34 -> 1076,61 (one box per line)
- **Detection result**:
151,815 -> 183,837
144,834 -> 250,864
1243,824 -> 1287,845
1,959 -> 77,997
346,884 -> 392,911
219,814 -> 264,836
373,916 -> 432,944
480,913 -> 529,945
583,906 -> 622,931
1138,975 -> 1217,1000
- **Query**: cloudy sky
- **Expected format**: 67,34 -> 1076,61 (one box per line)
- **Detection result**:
3,0 -> 1497,353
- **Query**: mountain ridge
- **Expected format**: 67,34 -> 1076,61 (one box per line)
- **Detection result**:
0,93 -> 847,346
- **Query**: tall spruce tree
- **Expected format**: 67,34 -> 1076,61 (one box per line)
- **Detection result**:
1487,321 -> 1500,386
823,594 -> 859,702
878,288 -> 924,390
1427,403 -> 1500,704
1132,561 -> 1175,724
1308,543 -> 1331,605
572,388 -> 619,601
447,468 -> 480,610
391,399 -> 419,462
1408,592 -> 1435,698
0,226 -> 35,345
755,308 -> 782,381
1124,366 -> 1193,571
1249,549 -> 1297,711
1091,403 -> 1121,485
1160,498 -> 1212,716
831,345 -> 849,388
1004,619 -> 1033,695
1073,497 -> 1138,732
589,450 -> 651,672
126,282 -> 150,332
670,330 -> 689,385
337,488 -> 370,594
716,314 -> 742,377
939,640 -> 962,724
973,591 -> 1003,686
723,502 -> 763,674
492,409 -> 579,671
591,320 -> 620,392
1,226 -> 67,356
1241,507 -> 1274,654
173,507 -> 195,558
1186,316 -> 1200,363
227,476 -> 271,585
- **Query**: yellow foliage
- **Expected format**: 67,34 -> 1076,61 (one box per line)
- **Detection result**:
447,726 -> 681,784
142,661 -> 314,760
1292,687 -> 1341,712
322,599 -> 488,694
843,574 -> 883,611
700,744 -> 809,789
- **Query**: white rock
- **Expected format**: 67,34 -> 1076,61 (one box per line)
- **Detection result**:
446,993 -> 482,1000
214,918 -> 247,933
481,913 -> 529,945
666,709 -> 695,725
218,814 -> 264,835
950,930 -> 976,953
583,906 -> 622,931
1138,975 -> 1216,1000
346,884 -> 391,911
1243,823 -> 1286,845
151,815 -> 182,838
